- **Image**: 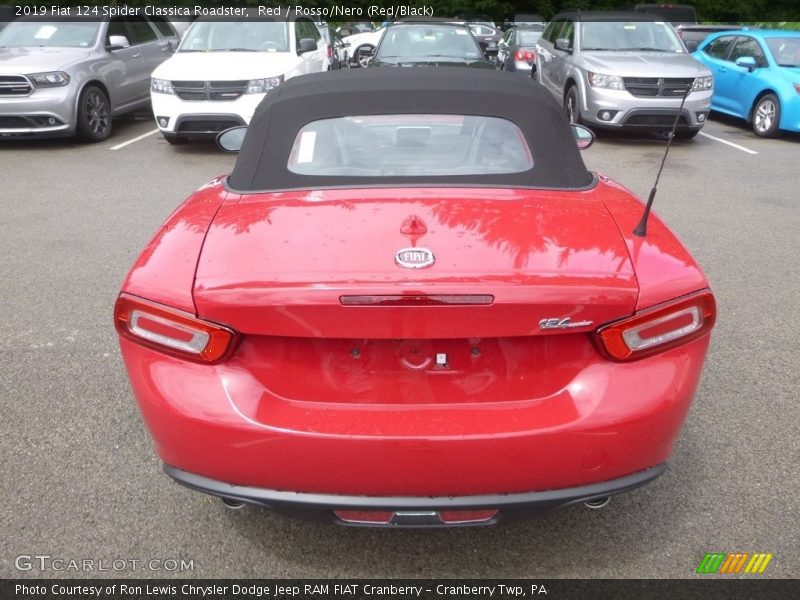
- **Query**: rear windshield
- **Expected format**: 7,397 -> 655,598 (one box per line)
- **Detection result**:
518,30 -> 543,45
287,114 -> 533,177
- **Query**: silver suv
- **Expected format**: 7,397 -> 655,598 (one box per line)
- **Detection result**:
0,16 -> 179,141
535,11 -> 713,138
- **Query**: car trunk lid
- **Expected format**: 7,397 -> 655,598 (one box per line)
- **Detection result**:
193,187 -> 638,339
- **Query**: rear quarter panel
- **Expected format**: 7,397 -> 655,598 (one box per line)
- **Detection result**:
120,180 -> 227,313
597,176 -> 710,310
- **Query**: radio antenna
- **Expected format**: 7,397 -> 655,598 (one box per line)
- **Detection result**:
633,83 -> 694,237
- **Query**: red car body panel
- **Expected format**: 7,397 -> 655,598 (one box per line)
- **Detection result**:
596,175 -> 709,310
193,186 -> 639,338
122,179 -> 227,313
117,176 -> 713,503
120,332 -> 708,496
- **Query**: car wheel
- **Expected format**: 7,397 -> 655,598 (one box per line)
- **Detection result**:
76,85 -> 111,142
752,94 -> 781,138
564,86 -> 581,125
163,134 -> 188,145
353,45 -> 374,68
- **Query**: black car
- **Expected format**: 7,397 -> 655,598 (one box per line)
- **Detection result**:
497,26 -> 543,74
466,22 -> 502,59
368,22 -> 494,69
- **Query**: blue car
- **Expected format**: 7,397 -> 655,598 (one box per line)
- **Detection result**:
693,30 -> 800,137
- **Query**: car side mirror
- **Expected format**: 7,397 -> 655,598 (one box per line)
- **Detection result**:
217,126 -> 247,153
555,37 -> 572,52
339,28 -> 353,37
168,39 -> 179,52
571,123 -> 594,150
735,56 -> 757,71
107,35 -> 130,51
298,38 -> 318,54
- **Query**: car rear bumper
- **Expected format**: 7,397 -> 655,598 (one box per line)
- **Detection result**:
165,462 -> 666,526
120,333 -> 710,499
581,86 -> 712,130
508,60 -> 534,73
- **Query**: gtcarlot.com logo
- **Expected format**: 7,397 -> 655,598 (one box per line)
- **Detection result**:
15,554 -> 195,572
696,552 -> 774,574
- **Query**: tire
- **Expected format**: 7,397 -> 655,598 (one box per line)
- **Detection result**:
564,85 -> 581,125
76,85 -> 111,142
752,94 -> 781,138
163,134 -> 188,145
675,130 -> 699,140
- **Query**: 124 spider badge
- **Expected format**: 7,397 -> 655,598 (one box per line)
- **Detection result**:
539,317 -> 594,329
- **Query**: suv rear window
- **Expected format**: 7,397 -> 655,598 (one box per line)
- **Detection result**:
287,115 -> 533,177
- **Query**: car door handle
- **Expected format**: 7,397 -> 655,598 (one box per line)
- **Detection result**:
132,52 -> 142,58
718,66 -> 726,73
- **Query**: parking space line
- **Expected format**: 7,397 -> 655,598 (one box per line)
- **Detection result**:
698,131 -> 758,155
110,128 -> 159,150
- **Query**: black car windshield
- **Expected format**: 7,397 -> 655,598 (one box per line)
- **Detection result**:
287,114 -> 533,177
377,25 -> 483,60
180,20 -> 289,52
580,21 -> 684,52
765,37 -> 800,67
0,20 -> 100,47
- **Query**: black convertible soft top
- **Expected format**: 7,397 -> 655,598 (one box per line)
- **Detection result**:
228,68 -> 594,192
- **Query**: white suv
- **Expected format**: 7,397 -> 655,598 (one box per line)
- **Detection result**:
150,17 -> 327,144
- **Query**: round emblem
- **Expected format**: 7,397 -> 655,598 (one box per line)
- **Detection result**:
395,247 -> 435,269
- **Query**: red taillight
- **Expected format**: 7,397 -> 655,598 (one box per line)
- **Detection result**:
114,294 -> 238,364
515,49 -> 536,62
327,45 -> 333,59
596,291 -> 716,362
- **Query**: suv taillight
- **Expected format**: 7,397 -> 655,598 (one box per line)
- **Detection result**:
596,291 -> 716,362
114,294 -> 238,364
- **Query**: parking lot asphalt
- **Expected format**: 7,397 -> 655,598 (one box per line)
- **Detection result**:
1,112 -> 798,579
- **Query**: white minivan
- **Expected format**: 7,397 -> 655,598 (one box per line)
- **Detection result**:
150,17 -> 327,144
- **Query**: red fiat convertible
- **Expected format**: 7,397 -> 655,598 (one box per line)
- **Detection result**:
115,69 -> 715,526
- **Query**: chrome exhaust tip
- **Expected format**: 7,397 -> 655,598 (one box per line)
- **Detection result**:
584,496 -> 611,509
221,497 -> 246,510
